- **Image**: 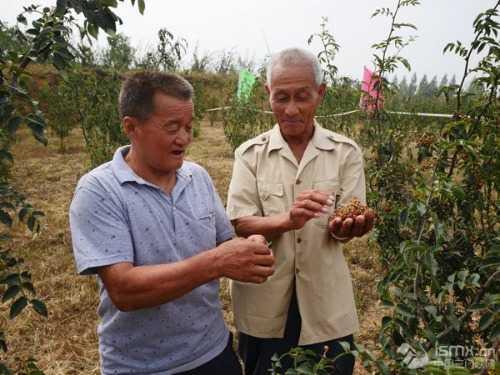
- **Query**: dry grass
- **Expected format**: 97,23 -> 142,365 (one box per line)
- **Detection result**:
3,121 -> 383,374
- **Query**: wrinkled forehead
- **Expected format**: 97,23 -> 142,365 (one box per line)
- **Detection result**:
152,92 -> 193,113
268,63 -> 317,90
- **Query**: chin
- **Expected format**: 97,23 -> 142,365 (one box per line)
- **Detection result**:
281,123 -> 306,136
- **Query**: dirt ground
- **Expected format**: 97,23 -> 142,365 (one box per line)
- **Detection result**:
3,121 -> 384,374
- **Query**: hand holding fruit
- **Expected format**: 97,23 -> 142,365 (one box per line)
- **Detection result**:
328,198 -> 376,241
287,190 -> 333,230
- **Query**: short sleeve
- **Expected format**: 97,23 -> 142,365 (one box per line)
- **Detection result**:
69,181 -> 134,275
226,149 -> 263,220
198,168 -> 235,245
213,191 -> 235,245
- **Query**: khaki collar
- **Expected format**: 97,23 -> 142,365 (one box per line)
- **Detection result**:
267,120 -> 335,155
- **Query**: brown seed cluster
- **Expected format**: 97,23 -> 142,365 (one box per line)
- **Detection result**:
416,133 -> 435,147
331,197 -> 369,220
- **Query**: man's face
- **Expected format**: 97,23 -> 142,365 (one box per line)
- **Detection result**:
128,92 -> 193,174
266,63 -> 325,140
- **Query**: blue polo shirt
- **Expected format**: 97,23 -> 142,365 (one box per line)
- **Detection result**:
69,146 -> 234,374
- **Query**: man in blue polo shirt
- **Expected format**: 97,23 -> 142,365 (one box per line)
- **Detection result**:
69,71 -> 275,374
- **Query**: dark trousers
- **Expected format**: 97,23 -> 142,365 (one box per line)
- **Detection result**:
177,333 -> 242,375
238,288 -> 355,375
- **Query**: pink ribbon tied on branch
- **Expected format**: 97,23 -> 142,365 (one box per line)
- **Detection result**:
360,66 -> 384,112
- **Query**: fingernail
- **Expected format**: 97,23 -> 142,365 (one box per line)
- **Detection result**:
329,195 -> 335,201
326,199 -> 334,205
321,206 -> 329,213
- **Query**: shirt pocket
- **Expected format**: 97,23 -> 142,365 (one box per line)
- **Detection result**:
193,208 -> 216,248
311,179 -> 341,228
257,181 -> 285,216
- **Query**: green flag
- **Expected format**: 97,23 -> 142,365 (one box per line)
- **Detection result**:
236,69 -> 257,102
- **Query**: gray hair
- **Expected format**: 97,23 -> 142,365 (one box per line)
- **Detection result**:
266,48 -> 324,86
119,71 -> 194,120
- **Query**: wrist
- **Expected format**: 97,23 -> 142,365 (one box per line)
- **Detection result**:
279,212 -> 295,232
207,247 -> 225,280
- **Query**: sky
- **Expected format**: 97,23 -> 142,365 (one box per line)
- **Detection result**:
1,0 -> 496,81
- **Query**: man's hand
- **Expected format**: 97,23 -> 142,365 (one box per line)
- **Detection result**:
287,190 -> 333,230
215,237 -> 274,284
328,209 -> 376,241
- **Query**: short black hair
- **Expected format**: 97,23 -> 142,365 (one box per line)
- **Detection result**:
119,71 -> 194,120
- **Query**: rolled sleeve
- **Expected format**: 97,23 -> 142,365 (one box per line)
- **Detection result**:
69,182 -> 134,275
226,150 -> 262,220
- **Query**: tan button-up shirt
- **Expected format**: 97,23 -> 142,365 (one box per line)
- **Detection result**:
226,122 -> 366,345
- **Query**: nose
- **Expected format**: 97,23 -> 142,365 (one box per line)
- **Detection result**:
175,127 -> 192,146
284,100 -> 299,117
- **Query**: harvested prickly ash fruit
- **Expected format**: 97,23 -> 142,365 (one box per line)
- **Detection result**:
331,197 -> 369,221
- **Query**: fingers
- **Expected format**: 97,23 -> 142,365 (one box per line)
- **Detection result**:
252,265 -> 275,278
329,217 -> 343,233
253,253 -> 274,267
364,209 -> 376,233
338,217 -> 353,238
247,234 -> 267,245
295,198 -> 327,214
298,190 -> 332,206
251,242 -> 273,255
351,215 -> 366,237
291,207 -> 321,220
329,210 -> 376,239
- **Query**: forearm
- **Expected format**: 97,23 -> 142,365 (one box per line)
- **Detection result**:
100,248 -> 222,311
233,213 -> 292,240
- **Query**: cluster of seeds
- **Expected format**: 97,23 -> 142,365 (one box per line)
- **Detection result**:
416,133 -> 435,147
331,197 -> 369,220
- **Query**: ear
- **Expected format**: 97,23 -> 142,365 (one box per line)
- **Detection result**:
122,116 -> 139,139
317,83 -> 327,100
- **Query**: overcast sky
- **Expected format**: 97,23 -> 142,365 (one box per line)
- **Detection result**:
2,0 -> 497,81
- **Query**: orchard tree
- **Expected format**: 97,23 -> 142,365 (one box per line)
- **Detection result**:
0,0 -> 145,372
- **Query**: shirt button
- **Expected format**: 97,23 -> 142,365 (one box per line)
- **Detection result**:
297,238 -> 302,244
296,179 -> 302,185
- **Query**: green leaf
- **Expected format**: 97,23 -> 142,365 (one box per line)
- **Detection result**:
424,361 -> 446,374
9,296 -> 28,319
2,285 -> 21,303
338,340 -> 351,353
447,366 -> 472,375
468,303 -> 486,311
396,304 -> 416,319
31,299 -> 48,317
17,14 -> 27,25
7,116 -> 23,133
479,312 -> 494,331
0,210 -> 12,226
138,0 -> 145,14
4,274 -> 20,286
447,313 -> 461,331
0,150 -> 13,163
0,362 -> 11,375
0,337 -> 7,353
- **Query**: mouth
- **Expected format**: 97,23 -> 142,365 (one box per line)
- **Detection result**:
171,150 -> 185,158
281,119 -> 303,126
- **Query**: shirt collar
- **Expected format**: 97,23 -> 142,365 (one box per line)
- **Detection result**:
111,145 -> 191,186
267,120 -> 335,154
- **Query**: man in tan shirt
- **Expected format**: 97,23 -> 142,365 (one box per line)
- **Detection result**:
226,48 -> 375,375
